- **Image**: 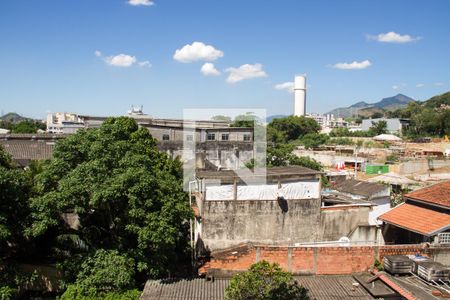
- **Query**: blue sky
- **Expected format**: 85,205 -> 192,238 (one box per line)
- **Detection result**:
1,0 -> 449,119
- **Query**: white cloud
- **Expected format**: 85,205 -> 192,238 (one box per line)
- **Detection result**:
200,63 -> 220,76
128,0 -> 154,6
105,54 -> 137,67
332,60 -> 372,70
94,50 -> 102,57
225,63 -> 267,83
392,83 -> 406,90
367,32 -> 421,43
173,42 -> 224,63
416,83 -> 425,88
274,82 -> 294,93
138,61 -> 151,68
435,82 -> 444,86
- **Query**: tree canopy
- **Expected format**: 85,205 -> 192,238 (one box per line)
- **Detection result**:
231,112 -> 261,128
0,146 -> 32,259
25,117 -> 192,294
268,116 -> 320,142
224,261 -> 309,300
0,119 -> 46,133
369,120 -> 387,135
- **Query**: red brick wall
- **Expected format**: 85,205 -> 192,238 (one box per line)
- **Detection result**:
315,246 -> 375,275
201,244 -> 425,276
379,245 -> 426,262
291,248 -> 315,274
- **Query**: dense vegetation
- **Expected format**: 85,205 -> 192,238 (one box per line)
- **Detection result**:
0,117 -> 192,299
238,115 -> 325,171
225,261 -> 310,300
1,145 -> 35,298
0,118 -> 46,134
388,93 -> 450,136
360,91 -> 450,137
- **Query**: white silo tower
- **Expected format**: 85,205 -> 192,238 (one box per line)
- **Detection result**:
294,75 -> 306,116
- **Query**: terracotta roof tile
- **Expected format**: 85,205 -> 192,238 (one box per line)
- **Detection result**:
378,203 -> 450,236
405,181 -> 450,208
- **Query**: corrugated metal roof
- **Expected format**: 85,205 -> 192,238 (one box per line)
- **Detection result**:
196,166 -> 322,181
0,140 -> 54,164
331,179 -> 387,198
140,275 -> 375,300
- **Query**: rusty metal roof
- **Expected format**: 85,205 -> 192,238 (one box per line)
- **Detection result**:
196,166 -> 322,181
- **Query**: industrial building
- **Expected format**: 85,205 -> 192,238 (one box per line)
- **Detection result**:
361,118 -> 410,134
192,166 -> 323,252
45,108 -> 254,143
46,112 -> 84,134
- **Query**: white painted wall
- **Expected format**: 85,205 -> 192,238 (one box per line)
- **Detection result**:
205,181 -> 320,200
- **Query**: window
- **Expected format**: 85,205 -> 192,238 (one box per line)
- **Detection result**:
207,133 -> 216,141
243,134 -> 251,141
162,134 -> 170,141
221,133 -> 229,141
186,134 -> 193,141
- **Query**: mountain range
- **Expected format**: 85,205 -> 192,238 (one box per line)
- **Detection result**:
325,94 -> 415,118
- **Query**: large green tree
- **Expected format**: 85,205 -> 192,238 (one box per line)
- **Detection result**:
27,117 -> 192,284
0,147 -> 32,258
0,146 -> 34,299
369,120 -> 387,135
225,261 -> 309,300
0,119 -> 46,133
268,116 -> 320,142
60,249 -> 140,300
231,113 -> 261,128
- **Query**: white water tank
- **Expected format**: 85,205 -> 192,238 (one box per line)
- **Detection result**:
294,75 -> 306,116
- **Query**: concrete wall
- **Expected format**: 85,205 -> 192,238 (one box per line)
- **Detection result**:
430,247 -> 450,265
319,206 -> 370,241
369,197 -> 391,225
391,159 -> 450,175
199,198 -> 321,251
293,149 -> 366,167
349,225 -> 384,244
159,141 -> 255,170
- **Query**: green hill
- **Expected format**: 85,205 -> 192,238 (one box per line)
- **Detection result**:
423,91 -> 450,108
326,94 -> 414,118
0,112 -> 29,123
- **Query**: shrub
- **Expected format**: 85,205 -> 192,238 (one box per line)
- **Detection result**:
59,285 -> 140,300
225,261 -> 309,300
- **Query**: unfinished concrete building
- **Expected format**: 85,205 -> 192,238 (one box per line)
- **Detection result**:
192,166 -> 323,252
